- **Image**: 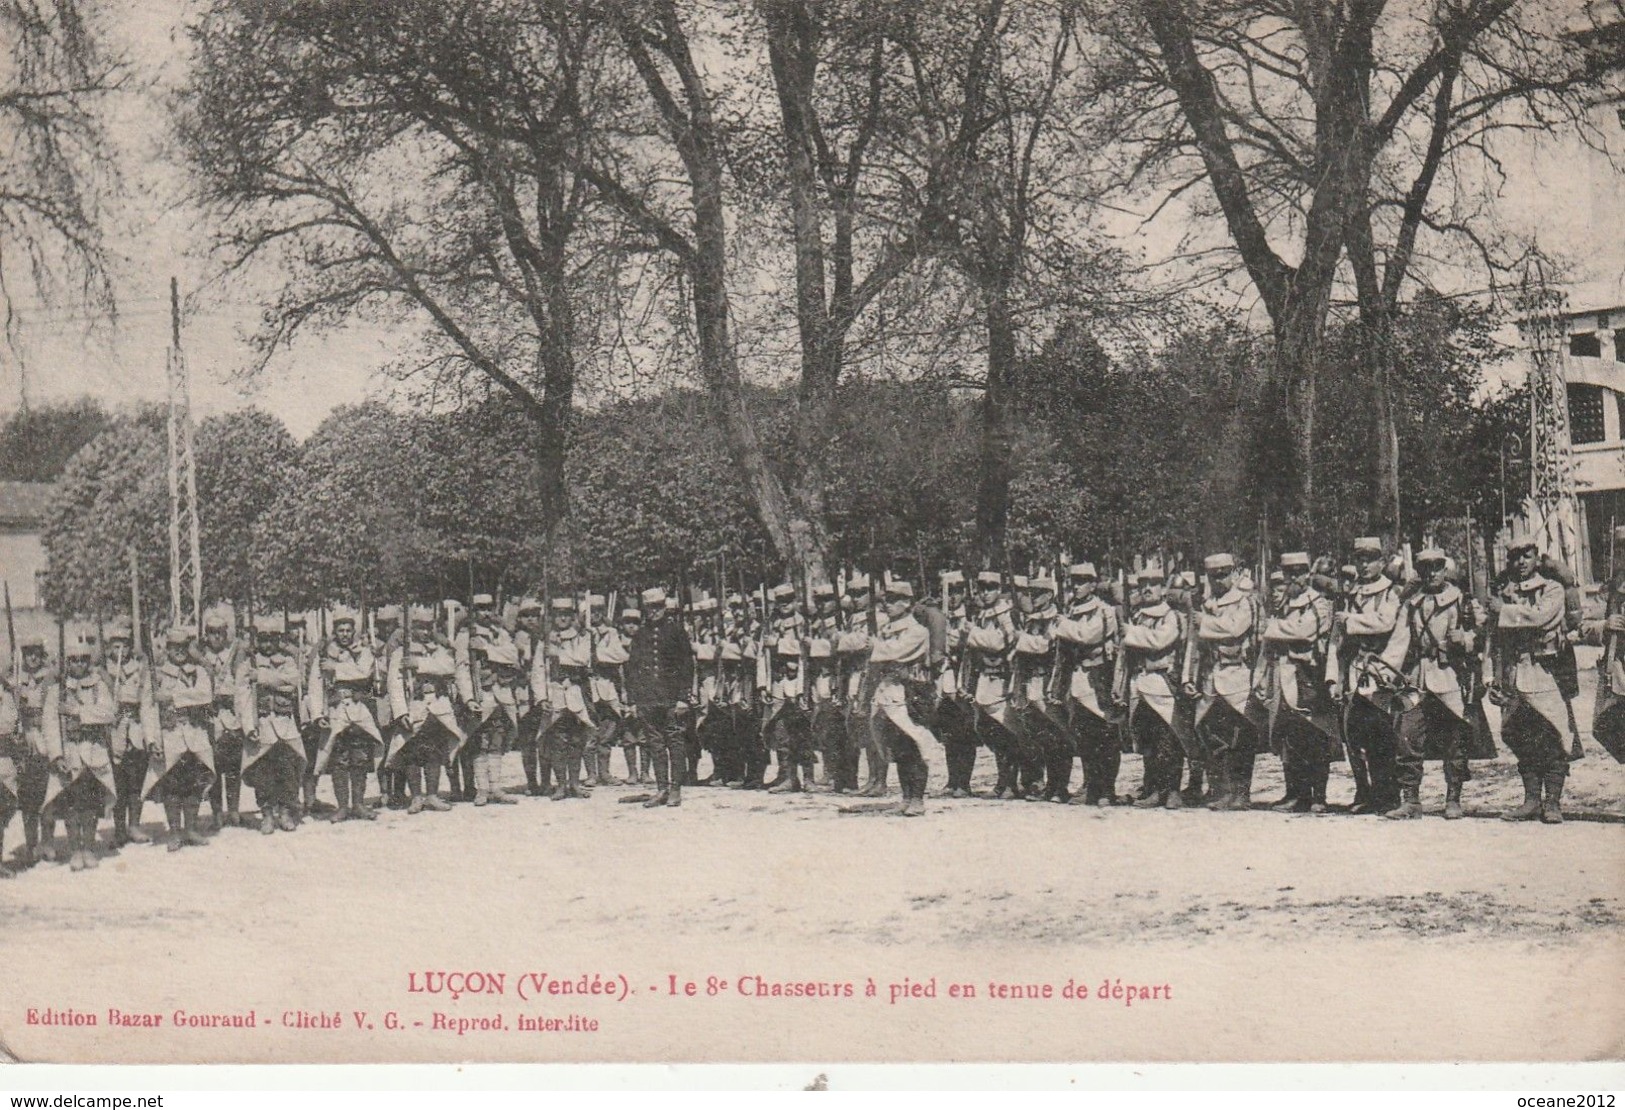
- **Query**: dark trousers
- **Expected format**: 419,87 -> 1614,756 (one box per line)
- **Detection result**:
1074,709 -> 1121,804
114,749 -> 150,819
883,715 -> 929,798
1282,745 -> 1330,803
1134,708 -> 1183,798
244,747 -> 303,808
832,709 -> 864,790
1394,700 -> 1470,791
1501,701 -> 1569,780
933,698 -> 977,792
1345,698 -> 1398,808
542,715 -> 586,781
639,704 -> 689,786
209,728 -> 244,813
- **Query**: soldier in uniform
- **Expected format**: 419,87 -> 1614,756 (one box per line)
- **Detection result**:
283,610 -> 326,818
1489,530 -> 1572,824
1255,552 -> 1338,813
1385,548 -> 1490,820
453,594 -> 514,804
42,629 -> 118,871
578,595 -> 622,787
627,586 -> 694,808
615,606 -> 650,785
760,584 -> 806,791
1589,526 -> 1625,766
541,595 -> 594,800
148,626 -> 216,852
1188,553 -> 1263,811
708,603 -> 748,787
310,606 -> 384,821
588,600 -> 634,786
763,609 -> 812,794
200,606 -> 252,831
932,571 -> 978,798
964,571 -> 1022,798
0,674 -> 18,875
833,576 -> 874,794
690,597 -> 727,785
868,580 -> 938,817
1012,575 -> 1069,802
12,634 -> 56,865
1118,564 -> 1190,808
1054,562 -> 1122,806
457,595 -> 521,807
372,605 -> 407,809
806,583 -> 843,789
388,605 -> 459,814
241,614 -> 306,834
512,597 -> 550,796
1328,537 -> 1406,814
104,618 -> 154,846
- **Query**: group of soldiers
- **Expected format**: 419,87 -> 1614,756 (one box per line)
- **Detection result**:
3,524 -> 1622,878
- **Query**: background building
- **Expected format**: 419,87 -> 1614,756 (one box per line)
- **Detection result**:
1564,302 -> 1625,580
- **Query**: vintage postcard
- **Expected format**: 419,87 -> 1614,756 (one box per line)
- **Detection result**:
1,0 -> 1622,1069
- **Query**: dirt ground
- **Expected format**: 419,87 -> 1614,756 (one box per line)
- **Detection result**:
1,672 -> 1621,1065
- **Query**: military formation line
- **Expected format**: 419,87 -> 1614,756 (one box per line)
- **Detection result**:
5,524 -> 1625,878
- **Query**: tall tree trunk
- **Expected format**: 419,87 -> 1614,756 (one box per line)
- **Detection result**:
1349,207 -> 1402,542
618,2 -> 813,579
688,161 -> 810,577
764,0 -> 837,584
1268,288 -> 1335,533
976,283 -> 1017,562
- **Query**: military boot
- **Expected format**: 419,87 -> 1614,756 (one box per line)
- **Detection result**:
1541,772 -> 1565,825
550,747 -> 571,801
1385,784 -> 1422,819
665,780 -> 683,807
260,807 -> 276,834
183,801 -> 209,846
1205,762 -> 1232,811
225,775 -> 243,829
768,756 -> 803,794
351,770 -> 377,818
68,819 -> 87,872
82,814 -> 101,867
1500,773 -> 1542,821
331,773 -> 353,820
1181,763 -> 1207,806
277,804 -> 298,831
422,764 -> 452,811
126,795 -> 152,843
764,747 -> 789,790
907,784 -> 926,816
1229,753 -> 1256,810
643,752 -> 670,808
1443,780 -> 1464,820
165,803 -> 184,852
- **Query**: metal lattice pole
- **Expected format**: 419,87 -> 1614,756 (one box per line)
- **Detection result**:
167,278 -> 202,629
1515,260 -> 1580,574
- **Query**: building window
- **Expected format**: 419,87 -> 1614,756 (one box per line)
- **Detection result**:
1571,332 -> 1602,357
1571,383 -> 1607,444
1616,329 -> 1624,363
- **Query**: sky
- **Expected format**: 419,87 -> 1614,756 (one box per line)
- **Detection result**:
2,0 -> 1622,439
